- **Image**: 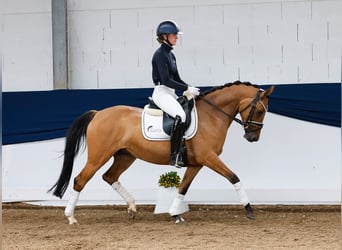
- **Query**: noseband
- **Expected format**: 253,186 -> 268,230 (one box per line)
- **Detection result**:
239,89 -> 268,132
199,89 -> 268,131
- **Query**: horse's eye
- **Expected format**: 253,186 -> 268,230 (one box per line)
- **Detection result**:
257,110 -> 263,115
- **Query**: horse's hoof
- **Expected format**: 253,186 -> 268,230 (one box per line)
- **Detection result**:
246,212 -> 256,220
128,208 -> 136,220
67,215 -> 79,225
174,215 -> 185,224
245,203 -> 256,220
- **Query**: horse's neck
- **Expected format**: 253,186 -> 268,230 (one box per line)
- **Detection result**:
194,88 -> 240,150
197,88 -> 240,133
207,87 -> 241,116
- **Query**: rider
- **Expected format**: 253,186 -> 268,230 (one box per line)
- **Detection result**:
151,20 -> 200,168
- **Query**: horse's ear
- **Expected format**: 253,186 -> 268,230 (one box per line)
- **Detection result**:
261,85 -> 275,99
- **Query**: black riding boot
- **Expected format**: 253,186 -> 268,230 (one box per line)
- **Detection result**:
170,115 -> 187,168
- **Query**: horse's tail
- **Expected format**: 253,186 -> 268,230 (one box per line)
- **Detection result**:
48,110 -> 97,198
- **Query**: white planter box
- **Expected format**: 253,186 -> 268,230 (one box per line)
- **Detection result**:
154,187 -> 178,214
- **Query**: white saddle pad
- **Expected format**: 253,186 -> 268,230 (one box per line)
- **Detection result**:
141,105 -> 198,141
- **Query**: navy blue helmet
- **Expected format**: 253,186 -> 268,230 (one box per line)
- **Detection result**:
156,20 -> 183,36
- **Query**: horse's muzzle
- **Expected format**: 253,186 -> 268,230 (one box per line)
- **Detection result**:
243,132 -> 259,142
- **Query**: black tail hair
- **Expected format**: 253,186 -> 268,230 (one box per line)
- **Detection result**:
48,110 -> 96,198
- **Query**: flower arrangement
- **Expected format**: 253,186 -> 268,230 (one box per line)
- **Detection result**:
158,171 -> 181,188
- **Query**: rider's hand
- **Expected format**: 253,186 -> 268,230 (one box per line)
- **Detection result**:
187,86 -> 200,97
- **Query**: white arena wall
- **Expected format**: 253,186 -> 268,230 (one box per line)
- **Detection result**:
2,114 -> 340,205
2,0 -> 341,205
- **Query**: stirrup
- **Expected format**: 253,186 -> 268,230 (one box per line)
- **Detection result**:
170,154 -> 186,168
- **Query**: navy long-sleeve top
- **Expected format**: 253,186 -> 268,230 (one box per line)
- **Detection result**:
152,43 -> 188,91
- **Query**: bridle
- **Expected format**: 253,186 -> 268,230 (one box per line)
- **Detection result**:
198,89 -> 268,132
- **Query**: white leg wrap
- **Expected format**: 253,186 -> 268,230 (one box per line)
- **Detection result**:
234,182 -> 250,206
65,189 -> 80,218
169,194 -> 189,216
112,181 -> 135,206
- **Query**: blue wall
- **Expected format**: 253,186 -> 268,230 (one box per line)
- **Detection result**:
3,83 -> 340,145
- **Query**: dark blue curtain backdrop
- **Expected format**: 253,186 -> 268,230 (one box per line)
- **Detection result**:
3,83 -> 341,145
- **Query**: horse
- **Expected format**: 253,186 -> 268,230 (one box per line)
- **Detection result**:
49,81 -> 275,224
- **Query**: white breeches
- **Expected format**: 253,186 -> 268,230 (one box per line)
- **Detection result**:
152,85 -> 186,122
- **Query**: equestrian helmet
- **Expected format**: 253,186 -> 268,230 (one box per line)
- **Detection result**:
156,20 -> 183,36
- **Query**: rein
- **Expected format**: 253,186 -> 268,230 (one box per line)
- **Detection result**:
198,89 -> 266,129
198,95 -> 245,126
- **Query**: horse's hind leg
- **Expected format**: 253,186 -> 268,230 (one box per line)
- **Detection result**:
64,160 -> 107,224
102,150 -> 137,218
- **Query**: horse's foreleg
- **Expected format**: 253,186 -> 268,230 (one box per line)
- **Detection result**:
169,166 -> 202,223
233,182 -> 254,219
102,150 -> 137,218
205,153 -> 255,220
178,165 -> 203,195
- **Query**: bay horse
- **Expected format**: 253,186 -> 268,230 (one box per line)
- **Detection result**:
49,81 -> 274,224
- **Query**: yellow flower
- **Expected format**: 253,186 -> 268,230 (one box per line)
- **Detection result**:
158,171 -> 181,188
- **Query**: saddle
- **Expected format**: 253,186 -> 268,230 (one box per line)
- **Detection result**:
141,94 -> 198,141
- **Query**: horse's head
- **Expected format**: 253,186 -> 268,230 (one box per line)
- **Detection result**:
238,86 -> 275,142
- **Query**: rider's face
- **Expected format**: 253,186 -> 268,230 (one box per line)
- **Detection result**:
166,34 -> 178,46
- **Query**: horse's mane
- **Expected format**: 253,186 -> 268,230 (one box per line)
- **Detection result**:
199,80 -> 259,98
